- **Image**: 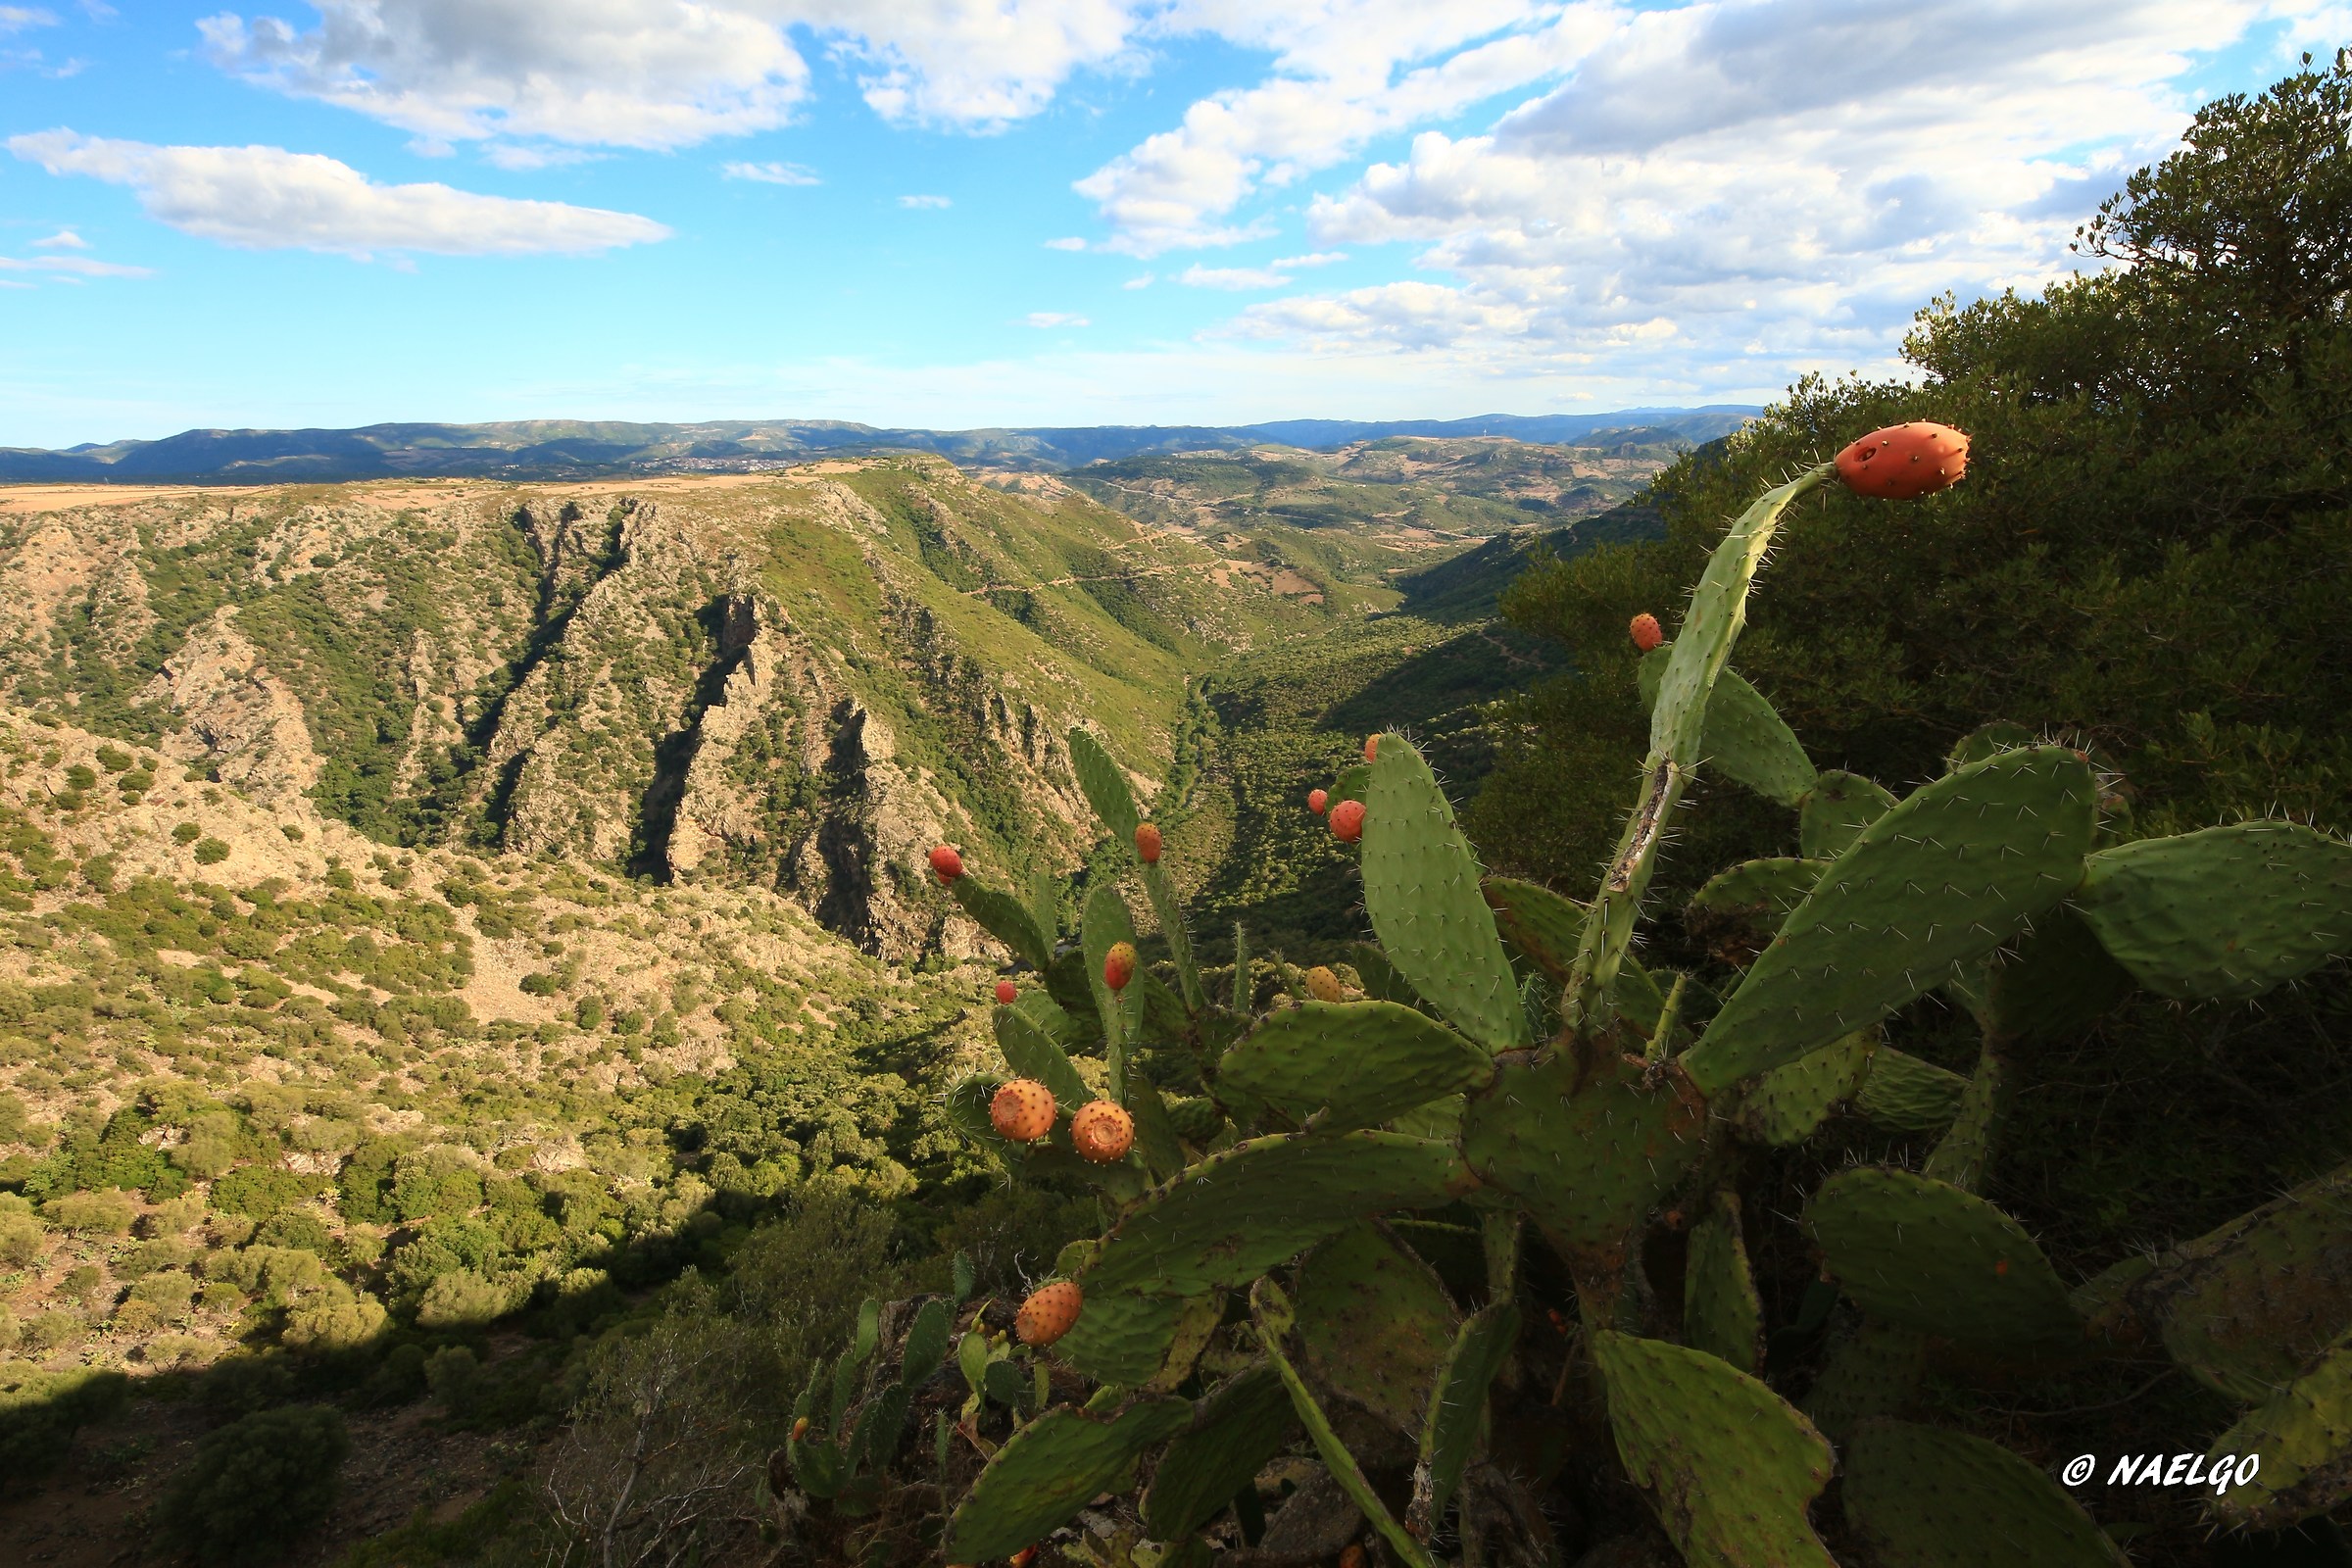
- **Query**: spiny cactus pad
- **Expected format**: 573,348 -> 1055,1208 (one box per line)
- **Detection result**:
1360,736 -> 1530,1052
1920,1051 -> 2001,1193
1082,1131 -> 1474,1297
1483,874 -> 1587,982
944,1396 -> 1192,1559
951,875 -> 1054,971
1460,1052 -> 1706,1269
1853,1048 -> 1969,1134
1069,725 -> 1144,845
1687,858 -> 1827,966
1293,1221 -> 1461,1434
1798,769 -> 1897,860
1142,1365 -> 1298,1541
1216,1000 -> 1495,1133
1977,906 -> 2135,1046
994,1007 -> 1091,1113
1725,1029 -> 1873,1147
1410,1299 -> 1520,1536
1805,1169 -> 2082,1348
1946,721 -> 2038,774
2207,1331 -> 2352,1529
1684,1192 -> 1763,1373
1590,1330 -> 1837,1568
2073,821 -> 2352,1002
1082,880 -> 1142,1086
1841,1418 -> 2128,1568
1803,1321 -> 1925,1442
1051,1285 -> 1194,1386
1638,647 -> 1817,806
2143,1163 -> 2352,1403
1683,747 -> 2097,1095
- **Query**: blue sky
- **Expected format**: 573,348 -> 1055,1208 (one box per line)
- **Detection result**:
0,2 -> 2339,449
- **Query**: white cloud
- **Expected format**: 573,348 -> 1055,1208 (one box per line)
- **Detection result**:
1226,0 -> 2308,392
724,160 -> 821,185
1024,311 -> 1090,327
1177,264 -> 1290,289
0,252 -> 150,277
9,130 -> 671,257
1272,251 -> 1348,267
31,227 -> 87,248
898,193 -> 953,209
0,5 -> 54,31
481,144 -> 601,171
196,1 -> 1152,154
1122,271 -> 1154,288
1043,235 -> 1088,250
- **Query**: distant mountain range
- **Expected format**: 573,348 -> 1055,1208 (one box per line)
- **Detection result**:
0,408 -> 1758,484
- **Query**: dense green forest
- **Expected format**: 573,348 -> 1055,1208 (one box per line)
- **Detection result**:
0,49 -> 2344,1568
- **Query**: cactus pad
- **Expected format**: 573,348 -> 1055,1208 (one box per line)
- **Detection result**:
1083,1131 -> 1475,1298
1410,1299 -> 1519,1535
1293,1221 -> 1461,1433
2207,1331 -> 2352,1529
1725,1029 -> 1872,1147
1639,645 -> 1817,806
1805,1169 -> 2082,1348
2141,1164 -> 2352,1402
995,1008 -> 1091,1113
1360,735 -> 1530,1052
1945,721 -> 2037,774
1083,879 -> 1143,1087
1841,1418 -> 2128,1567
951,876 -> 1054,971
2073,821 -> 2352,1002
945,1396 -> 1192,1558
1977,906 -> 2135,1045
1683,747 -> 2097,1095
1803,1321 -> 1924,1442
1069,726 -> 1144,844
1484,875 -> 1586,981
1143,1365 -> 1298,1541
1798,769 -> 1897,859
1459,1052 -> 1707,1269
1216,1000 -> 1496,1133
1853,1048 -> 1969,1134
1051,1283 -> 1198,1386
1687,858 -> 1826,966
1683,1192 -> 1763,1373
1590,1330 -> 1837,1568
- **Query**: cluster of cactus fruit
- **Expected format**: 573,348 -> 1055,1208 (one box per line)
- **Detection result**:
785,423 -> 2352,1567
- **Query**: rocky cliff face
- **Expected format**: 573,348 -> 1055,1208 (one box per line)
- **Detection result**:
0,461 -> 1333,958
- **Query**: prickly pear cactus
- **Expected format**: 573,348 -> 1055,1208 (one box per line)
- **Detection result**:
841,429 -> 2352,1568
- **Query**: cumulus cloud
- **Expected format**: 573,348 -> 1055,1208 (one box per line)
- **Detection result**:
1272,251 -> 1348,267
1177,264 -> 1290,289
1024,311 -> 1090,326
1231,0 -> 2326,391
9,130 -> 671,257
898,193 -> 953,209
196,1 -> 1150,155
725,160 -> 821,184
1043,235 -> 1088,250
31,227 -> 87,248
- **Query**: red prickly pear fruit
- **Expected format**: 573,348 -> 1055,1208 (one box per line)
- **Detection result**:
790,1415 -> 809,1442
1070,1100 -> 1135,1163
989,1079 -> 1055,1143
1629,612 -> 1663,652
994,979 -> 1018,1005
1363,734 -> 1380,762
1135,822 -> 1162,864
1330,799 -> 1365,844
1835,421 -> 1970,500
1103,941 -> 1138,992
928,845 -> 964,883
1303,965 -> 1343,1004
1015,1280 -> 1083,1347
1307,788 -> 1329,815
1011,1552 -> 1038,1568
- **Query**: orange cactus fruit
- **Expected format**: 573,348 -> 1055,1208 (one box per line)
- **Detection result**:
790,1415 -> 809,1442
1015,1280 -> 1084,1348
1011,1552 -> 1038,1568
928,845 -> 964,883
1102,941 -> 1138,992
1135,822 -> 1162,864
1629,612 -> 1664,652
989,1078 -> 1056,1143
1307,788 -> 1329,815
1330,799 -> 1366,844
1303,965 -> 1344,1004
994,979 -> 1018,1005
1363,734 -> 1380,762
1835,421 -> 1970,500
1070,1100 -> 1135,1163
